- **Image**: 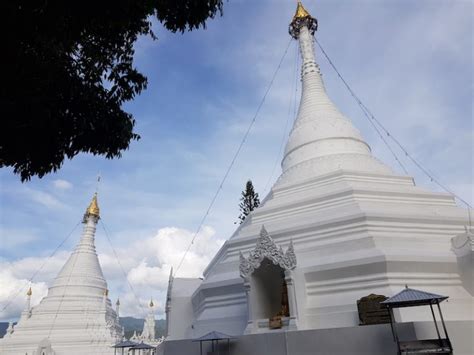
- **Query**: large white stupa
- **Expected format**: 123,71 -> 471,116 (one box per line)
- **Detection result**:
0,195 -> 124,355
166,1 -> 473,351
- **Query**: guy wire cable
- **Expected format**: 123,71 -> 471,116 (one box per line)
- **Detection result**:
1,220 -> 82,313
174,38 -> 293,277
315,37 -> 472,227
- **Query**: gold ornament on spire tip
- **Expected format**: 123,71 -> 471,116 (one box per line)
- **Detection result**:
289,0 -> 318,39
27,287 -> 32,296
294,1 -> 311,20
85,192 -> 100,218
149,299 -> 154,307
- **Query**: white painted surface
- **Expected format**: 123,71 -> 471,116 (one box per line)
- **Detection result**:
0,212 -> 122,355
451,229 -> 474,295
166,21 -> 473,342
279,26 -> 391,186
166,278 -> 202,340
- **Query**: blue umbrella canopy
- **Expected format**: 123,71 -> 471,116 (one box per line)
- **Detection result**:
381,287 -> 448,308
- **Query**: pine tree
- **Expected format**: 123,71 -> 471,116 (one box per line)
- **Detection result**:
238,180 -> 260,224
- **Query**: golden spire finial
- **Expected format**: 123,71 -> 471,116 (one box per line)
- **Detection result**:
85,193 -> 100,218
27,287 -> 32,296
149,298 -> 154,307
294,1 -> 311,20
289,1 -> 318,39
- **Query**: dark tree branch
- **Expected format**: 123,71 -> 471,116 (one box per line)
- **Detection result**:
0,0 -> 224,180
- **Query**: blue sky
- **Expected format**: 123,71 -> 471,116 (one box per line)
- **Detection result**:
0,0 -> 472,320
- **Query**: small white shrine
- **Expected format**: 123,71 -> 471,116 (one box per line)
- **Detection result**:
0,195 -> 124,355
130,299 -> 164,347
165,1 -> 473,350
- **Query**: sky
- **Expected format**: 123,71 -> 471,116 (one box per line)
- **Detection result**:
0,0 -> 472,321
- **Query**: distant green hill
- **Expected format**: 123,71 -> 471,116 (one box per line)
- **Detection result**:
0,319 -> 165,340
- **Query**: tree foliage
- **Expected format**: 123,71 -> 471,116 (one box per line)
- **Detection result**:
238,180 -> 260,224
0,0 -> 223,181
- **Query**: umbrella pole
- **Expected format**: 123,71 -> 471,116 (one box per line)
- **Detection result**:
429,303 -> 442,347
388,307 -> 400,348
437,301 -> 451,345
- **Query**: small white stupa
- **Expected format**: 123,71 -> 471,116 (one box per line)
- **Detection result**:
130,298 -> 164,346
142,299 -> 157,342
0,194 -> 123,355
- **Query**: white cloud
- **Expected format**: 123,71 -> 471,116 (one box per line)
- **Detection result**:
0,225 -> 223,321
24,187 -> 65,210
0,228 -> 38,249
118,226 -> 224,317
0,251 -> 70,320
8,252 -> 70,282
124,226 -> 223,284
52,179 -> 73,191
0,267 -> 48,320
127,260 -> 169,288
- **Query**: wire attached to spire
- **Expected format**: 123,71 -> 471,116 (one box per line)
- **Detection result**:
100,219 -> 149,318
263,41 -> 299,194
0,220 -> 82,314
174,38 -> 294,277
95,173 -> 101,194
313,38 -> 409,175
314,38 -> 472,228
47,230 -> 86,338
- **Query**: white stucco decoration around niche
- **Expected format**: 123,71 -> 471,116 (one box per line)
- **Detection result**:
239,226 -> 297,279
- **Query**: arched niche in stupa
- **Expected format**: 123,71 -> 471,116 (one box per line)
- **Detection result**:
239,226 -> 298,333
250,258 -> 289,320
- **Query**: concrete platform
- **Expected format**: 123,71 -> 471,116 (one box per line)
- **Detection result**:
160,321 -> 473,355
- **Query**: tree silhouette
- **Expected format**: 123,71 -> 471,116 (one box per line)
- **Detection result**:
238,180 -> 260,224
1,0 -> 224,181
